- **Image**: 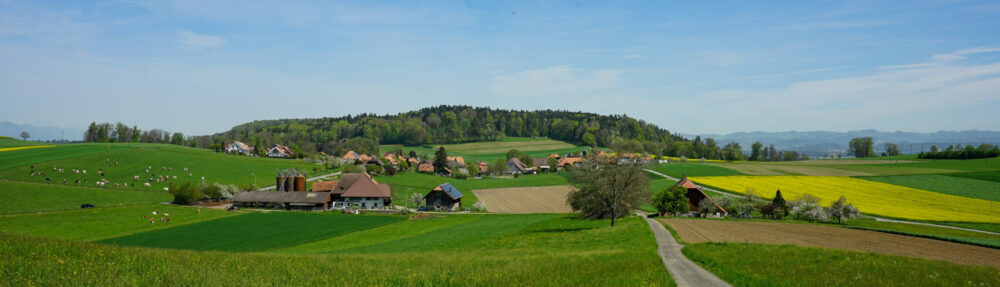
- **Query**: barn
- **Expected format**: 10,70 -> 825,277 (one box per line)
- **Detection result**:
674,176 -> 726,216
424,183 -> 463,211
232,191 -> 331,211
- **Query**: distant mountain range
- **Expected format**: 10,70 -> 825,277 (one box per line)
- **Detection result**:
685,130 -> 1000,157
0,122 -> 85,142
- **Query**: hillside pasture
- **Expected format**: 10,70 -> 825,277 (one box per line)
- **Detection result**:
473,186 -> 574,213
0,144 -> 127,171
0,143 -> 318,192
3,216 -> 674,286
691,176 -> 1000,223
99,212 -> 404,252
861,174 -> 1000,202
683,243 -> 1000,287
0,138 -> 51,148
0,205 -> 233,241
375,172 -> 570,207
661,218 -> 1000,269
0,181 -> 171,214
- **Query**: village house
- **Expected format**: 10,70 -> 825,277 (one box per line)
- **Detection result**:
507,157 -> 533,174
267,145 -> 295,158
674,175 -> 726,217
225,141 -> 255,156
533,158 -> 552,172
557,157 -> 584,168
342,150 -> 362,161
417,162 -> 434,174
477,161 -> 489,174
447,156 -> 466,167
424,183 -> 463,211
310,173 -> 392,209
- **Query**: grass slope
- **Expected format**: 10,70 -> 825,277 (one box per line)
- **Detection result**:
0,205 -> 233,241
861,175 -> 1000,202
99,212 -> 403,252
2,216 -> 673,286
0,143 -> 319,191
375,172 -> 570,207
0,181 -> 171,214
683,242 -> 1000,287
0,138 -> 50,148
0,144 -> 127,171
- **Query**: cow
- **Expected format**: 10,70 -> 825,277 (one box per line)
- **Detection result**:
80,204 -> 95,209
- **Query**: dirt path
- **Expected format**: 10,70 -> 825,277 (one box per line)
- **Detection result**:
472,185 -> 574,213
258,171 -> 341,191
661,218 -> 1000,269
644,217 -> 732,287
644,169 -> 739,198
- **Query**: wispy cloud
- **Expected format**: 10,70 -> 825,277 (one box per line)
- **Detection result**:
781,20 -> 901,30
177,31 -> 226,49
623,54 -> 643,59
489,66 -> 623,99
880,46 -> 1000,69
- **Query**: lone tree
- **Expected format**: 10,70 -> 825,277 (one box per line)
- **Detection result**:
827,196 -> 860,224
652,185 -> 689,216
433,147 -> 448,173
567,157 -> 650,226
20,131 -> 30,141
848,137 -> 875,158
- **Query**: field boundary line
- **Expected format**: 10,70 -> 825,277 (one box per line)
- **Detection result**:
643,216 -> 732,287
870,216 -> 1000,235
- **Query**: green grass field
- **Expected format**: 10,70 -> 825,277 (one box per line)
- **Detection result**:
861,175 -> 1000,202
0,138 -> 51,148
0,205 -> 233,241
2,215 -> 673,286
682,242 -> 1000,287
0,143 -> 319,191
652,163 -> 744,178
0,181 -> 172,214
99,212 -> 404,252
376,172 -> 571,207
948,170 -> 1000,183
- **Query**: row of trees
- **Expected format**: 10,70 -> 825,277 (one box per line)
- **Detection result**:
84,122 -> 187,146
748,142 -> 811,161
920,144 -> 1000,159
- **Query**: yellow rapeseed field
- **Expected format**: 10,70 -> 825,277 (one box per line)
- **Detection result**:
691,176 -> 1000,223
0,145 -> 55,152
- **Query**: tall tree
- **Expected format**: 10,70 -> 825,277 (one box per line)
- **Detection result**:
884,142 -> 901,156
567,157 -> 651,226
750,141 -> 763,161
19,131 -> 30,141
848,137 -> 875,158
433,147 -> 448,173
652,185 -> 689,216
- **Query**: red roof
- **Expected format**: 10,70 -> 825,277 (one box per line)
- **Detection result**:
341,173 -> 391,198
418,163 -> 434,172
311,180 -> 338,192
557,157 -> 583,167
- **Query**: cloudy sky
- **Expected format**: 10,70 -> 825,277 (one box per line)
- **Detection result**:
2,0 -> 999,136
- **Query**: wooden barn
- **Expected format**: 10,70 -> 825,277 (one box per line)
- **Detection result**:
674,176 -> 726,216
424,183 -> 463,211
232,191 -> 331,211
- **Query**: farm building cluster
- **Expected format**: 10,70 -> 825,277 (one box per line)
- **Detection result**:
225,141 -> 296,158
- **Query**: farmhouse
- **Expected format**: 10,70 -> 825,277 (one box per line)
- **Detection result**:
424,183 -> 463,211
557,157 -> 583,168
674,176 -> 726,216
232,191 -> 331,211
447,156 -> 466,166
342,150 -> 362,161
418,163 -> 434,173
311,173 -> 393,209
267,145 -> 295,158
225,141 -> 255,155
477,161 -> 489,174
533,158 -> 551,172
507,158 -> 532,174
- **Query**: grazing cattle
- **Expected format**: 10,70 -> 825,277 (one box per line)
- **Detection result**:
144,183 -> 151,187
45,178 -> 50,183
81,204 -> 95,209
183,168 -> 188,172
172,176 -> 177,180
82,170 -> 87,174
163,187 -> 169,192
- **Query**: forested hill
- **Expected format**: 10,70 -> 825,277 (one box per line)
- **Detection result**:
209,106 -> 688,155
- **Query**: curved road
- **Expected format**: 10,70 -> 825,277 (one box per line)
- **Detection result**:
643,216 -> 731,287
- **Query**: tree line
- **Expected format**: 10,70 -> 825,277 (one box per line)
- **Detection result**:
919,144 -> 1000,160
83,122 -> 188,146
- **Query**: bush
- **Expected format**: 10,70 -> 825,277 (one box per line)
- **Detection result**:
169,182 -> 203,205
472,201 -> 486,211
827,196 -> 861,224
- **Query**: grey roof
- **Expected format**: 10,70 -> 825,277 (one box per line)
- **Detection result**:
426,183 -> 463,200
233,191 -> 331,204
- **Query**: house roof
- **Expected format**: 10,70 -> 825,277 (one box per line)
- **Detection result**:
343,151 -> 361,160
533,158 -> 549,167
408,157 -> 420,164
311,180 -> 338,192
447,156 -> 465,165
547,153 -> 560,158
558,157 -> 584,167
426,183 -> 463,200
418,163 -> 434,172
508,158 -> 528,171
233,191 -> 331,204
341,173 -> 391,198
383,155 -> 399,165
269,145 -> 293,155
229,141 -> 254,151
674,176 -> 726,213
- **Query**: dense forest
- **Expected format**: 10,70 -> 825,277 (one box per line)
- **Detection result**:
81,106 -> 820,161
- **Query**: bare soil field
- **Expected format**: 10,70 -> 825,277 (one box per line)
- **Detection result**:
660,218 -> 1000,269
473,185 -> 574,213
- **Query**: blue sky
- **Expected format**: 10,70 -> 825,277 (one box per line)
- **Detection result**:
2,0 -> 999,136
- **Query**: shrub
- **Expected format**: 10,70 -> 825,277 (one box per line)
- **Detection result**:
653,186 -> 689,216
473,201 -> 486,211
169,182 -> 203,205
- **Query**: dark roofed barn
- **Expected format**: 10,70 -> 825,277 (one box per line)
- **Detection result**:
424,183 -> 463,211
232,191 -> 331,211
674,176 -> 726,216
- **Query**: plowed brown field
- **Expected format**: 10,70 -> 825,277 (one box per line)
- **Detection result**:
660,218 -> 1000,269
473,185 -> 574,213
